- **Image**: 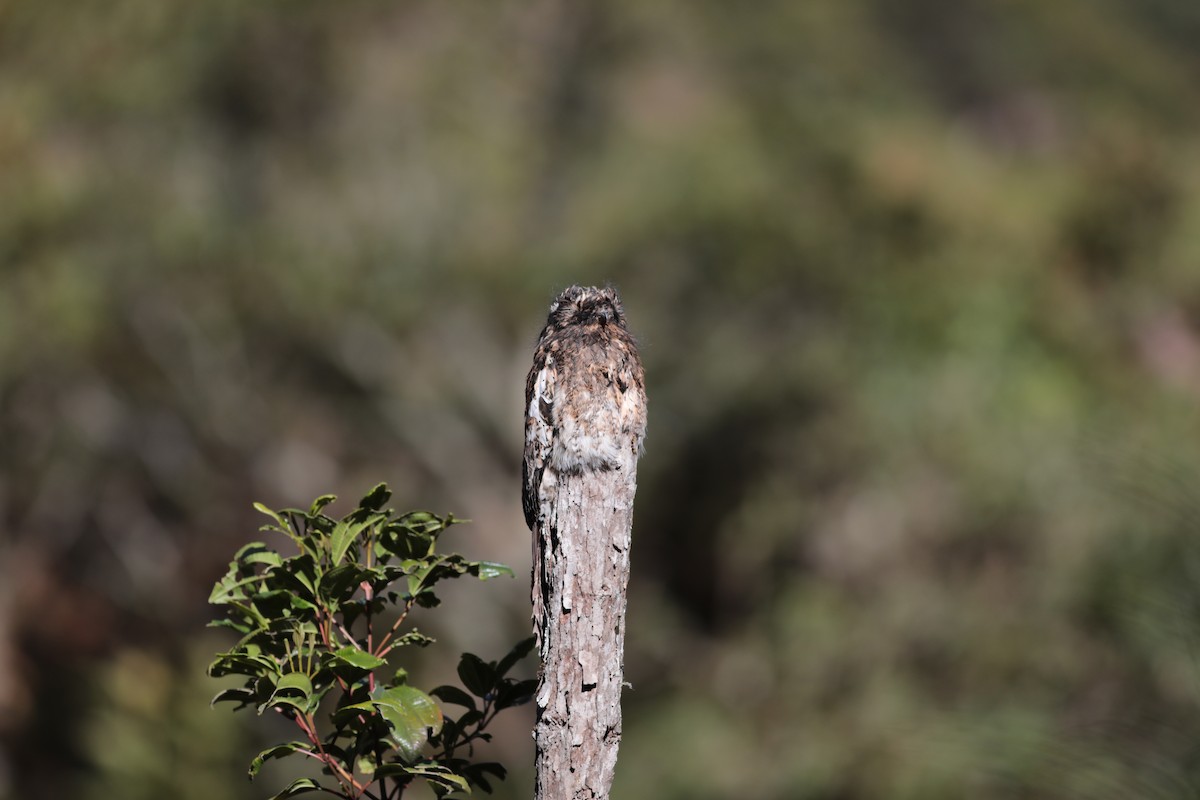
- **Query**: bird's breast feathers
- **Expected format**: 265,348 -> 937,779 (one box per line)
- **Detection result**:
526,352 -> 645,476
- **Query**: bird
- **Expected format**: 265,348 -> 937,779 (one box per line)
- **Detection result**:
522,285 -> 647,531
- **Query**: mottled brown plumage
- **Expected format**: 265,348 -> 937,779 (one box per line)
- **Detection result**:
522,285 -> 647,531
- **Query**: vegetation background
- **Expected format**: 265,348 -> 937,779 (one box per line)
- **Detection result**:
4,1 -> 1200,798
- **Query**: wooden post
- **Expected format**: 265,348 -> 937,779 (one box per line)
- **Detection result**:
532,455 -> 638,799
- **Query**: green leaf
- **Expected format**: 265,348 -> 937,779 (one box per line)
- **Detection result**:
436,717 -> 460,749
309,494 -> 337,516
456,709 -> 484,728
271,555 -> 319,601
377,763 -> 471,794
330,700 -> 375,727
319,563 -> 368,603
463,761 -> 507,793
394,630 -> 435,648
359,483 -> 392,511
393,511 -> 451,550
413,591 -> 441,609
246,590 -> 307,621
235,541 -> 283,568
209,563 -> 261,605
373,764 -> 413,779
473,561 -> 514,580
405,763 -> 470,794
267,778 -> 324,799
207,618 -> 254,634
430,685 -> 476,710
495,636 -> 536,679
259,672 -> 312,714
208,650 -> 281,679
332,646 -> 386,670
372,685 -> 443,763
457,653 -> 493,697
495,678 -> 537,709
253,502 -> 286,527
277,672 -> 313,693
210,687 -> 255,709
330,518 -> 371,566
399,510 -> 438,528
355,754 -> 377,778
248,742 -> 308,780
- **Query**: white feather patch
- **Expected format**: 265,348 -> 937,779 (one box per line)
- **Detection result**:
526,362 -> 556,473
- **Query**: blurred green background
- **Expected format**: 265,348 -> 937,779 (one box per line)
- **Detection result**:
5,1 -> 1200,798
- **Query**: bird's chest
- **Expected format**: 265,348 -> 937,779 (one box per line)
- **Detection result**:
549,348 -> 639,473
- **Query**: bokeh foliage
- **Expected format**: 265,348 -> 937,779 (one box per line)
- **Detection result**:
4,1 -> 1200,798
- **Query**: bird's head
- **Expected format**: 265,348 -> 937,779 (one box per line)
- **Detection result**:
546,285 -> 626,332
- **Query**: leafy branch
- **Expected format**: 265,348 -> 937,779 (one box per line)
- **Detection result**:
208,483 -> 535,799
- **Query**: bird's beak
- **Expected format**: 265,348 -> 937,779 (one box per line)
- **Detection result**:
598,307 -> 613,325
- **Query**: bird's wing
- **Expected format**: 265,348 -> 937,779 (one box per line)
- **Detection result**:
523,352 -> 556,529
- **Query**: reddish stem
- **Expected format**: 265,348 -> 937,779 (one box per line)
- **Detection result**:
371,599 -> 415,658
293,711 -> 367,798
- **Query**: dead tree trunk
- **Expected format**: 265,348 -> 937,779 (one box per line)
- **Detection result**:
532,453 -> 638,799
